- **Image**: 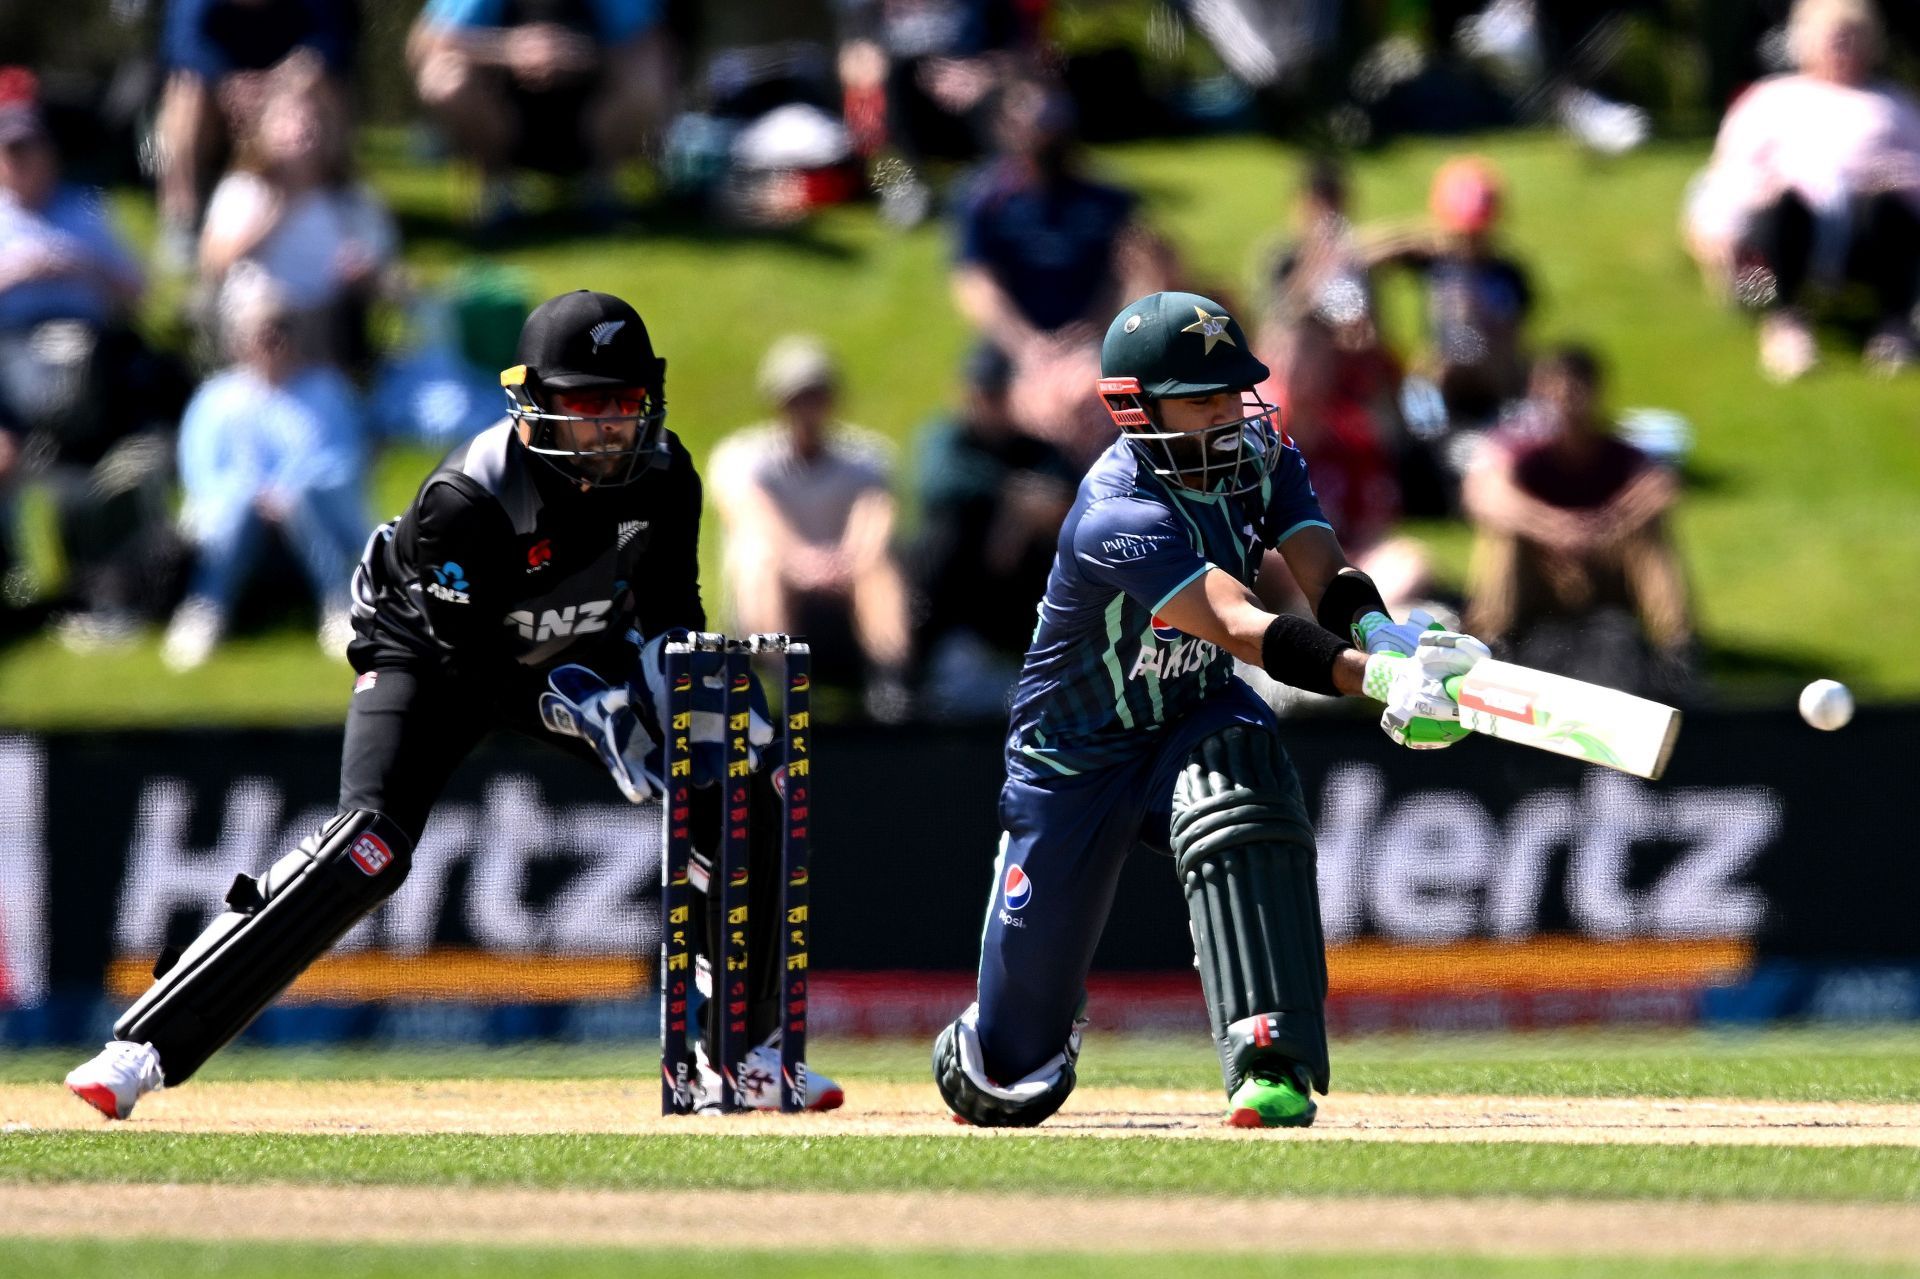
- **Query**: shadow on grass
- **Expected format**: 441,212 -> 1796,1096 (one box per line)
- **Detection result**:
1700,638 -> 1837,703
391,199 -> 864,263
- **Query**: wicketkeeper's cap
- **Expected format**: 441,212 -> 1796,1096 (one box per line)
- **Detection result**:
515,290 -> 663,391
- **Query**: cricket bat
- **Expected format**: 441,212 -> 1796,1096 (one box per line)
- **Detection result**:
1443,659 -> 1681,780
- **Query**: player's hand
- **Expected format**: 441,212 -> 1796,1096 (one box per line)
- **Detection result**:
1352,607 -> 1447,656
539,664 -> 664,803
1362,629 -> 1491,750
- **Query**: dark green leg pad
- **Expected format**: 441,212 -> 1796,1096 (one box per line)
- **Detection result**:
1173,725 -> 1329,1096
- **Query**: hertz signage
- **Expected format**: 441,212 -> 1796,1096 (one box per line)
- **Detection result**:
0,707 -> 1909,1039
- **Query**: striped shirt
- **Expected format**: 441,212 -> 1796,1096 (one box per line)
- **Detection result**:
1004,434 -> 1329,779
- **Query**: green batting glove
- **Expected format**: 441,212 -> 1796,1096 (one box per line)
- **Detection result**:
1361,649 -> 1478,751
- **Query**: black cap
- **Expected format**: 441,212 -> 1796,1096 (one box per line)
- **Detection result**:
515,290 -> 663,391
964,342 -> 1014,394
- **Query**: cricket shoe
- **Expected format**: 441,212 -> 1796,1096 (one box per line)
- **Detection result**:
694,1039 -> 844,1113
1226,1062 -> 1316,1129
65,1040 -> 165,1120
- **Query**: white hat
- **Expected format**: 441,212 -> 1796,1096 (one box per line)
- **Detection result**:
758,334 -> 836,403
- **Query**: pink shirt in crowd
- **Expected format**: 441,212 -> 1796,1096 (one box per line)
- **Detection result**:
1689,73 -> 1920,243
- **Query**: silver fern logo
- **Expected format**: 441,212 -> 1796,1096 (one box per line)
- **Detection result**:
588,320 -> 626,350
618,520 -> 647,548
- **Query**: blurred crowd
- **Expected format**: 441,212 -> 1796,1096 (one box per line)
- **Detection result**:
3,0 -> 1917,716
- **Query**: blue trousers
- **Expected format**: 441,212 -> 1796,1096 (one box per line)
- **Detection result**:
975,679 -> 1285,1081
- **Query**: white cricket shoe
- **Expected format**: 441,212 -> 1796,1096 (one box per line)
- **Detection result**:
695,1039 -> 845,1113
65,1040 -> 165,1120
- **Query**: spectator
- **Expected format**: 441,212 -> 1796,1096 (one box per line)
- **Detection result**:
0,93 -> 188,644
163,277 -> 369,672
710,334 -> 912,720
910,343 -> 1074,720
198,63 -> 397,370
369,267 -> 533,449
0,95 -> 143,342
951,77 -> 1165,464
1258,159 -> 1446,531
154,0 -> 359,268
1461,345 -> 1693,698
1408,154 -> 1535,434
837,0 -> 1030,222
1685,0 -> 1920,380
408,0 -> 675,226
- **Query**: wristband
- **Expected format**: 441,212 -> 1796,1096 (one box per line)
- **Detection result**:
1260,614 -> 1352,697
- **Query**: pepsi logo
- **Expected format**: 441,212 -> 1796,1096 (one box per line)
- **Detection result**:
1150,614 -> 1183,643
1003,864 -> 1032,911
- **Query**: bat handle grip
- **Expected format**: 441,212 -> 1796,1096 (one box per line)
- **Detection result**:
1443,675 -> 1467,702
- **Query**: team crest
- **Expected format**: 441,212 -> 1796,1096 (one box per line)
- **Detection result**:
589,320 -> 626,350
1181,305 -> 1236,355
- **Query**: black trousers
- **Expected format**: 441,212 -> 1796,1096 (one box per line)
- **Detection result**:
338,663 -> 786,1044
1743,190 -> 1920,324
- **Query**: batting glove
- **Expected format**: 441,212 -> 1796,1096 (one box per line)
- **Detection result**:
1362,629 -> 1492,750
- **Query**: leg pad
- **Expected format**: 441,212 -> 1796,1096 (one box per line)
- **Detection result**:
1172,726 -> 1329,1095
115,810 -> 412,1085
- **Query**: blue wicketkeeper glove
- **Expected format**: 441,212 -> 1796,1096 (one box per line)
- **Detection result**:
539,664 -> 666,804
631,629 -> 775,787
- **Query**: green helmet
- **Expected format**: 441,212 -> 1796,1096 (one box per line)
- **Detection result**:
1099,290 -> 1270,396
1097,292 -> 1283,495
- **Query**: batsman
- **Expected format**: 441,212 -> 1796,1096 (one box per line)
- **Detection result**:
65,291 -> 842,1118
933,292 -> 1490,1128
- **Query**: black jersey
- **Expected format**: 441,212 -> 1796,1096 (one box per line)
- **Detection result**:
349,420 -> 705,680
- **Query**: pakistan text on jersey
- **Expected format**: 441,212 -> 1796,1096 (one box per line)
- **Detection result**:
1130,634 -> 1219,680
504,601 -> 614,641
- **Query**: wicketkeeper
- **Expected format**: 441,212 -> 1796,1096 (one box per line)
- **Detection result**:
933,291 -> 1490,1127
67,291 -> 843,1118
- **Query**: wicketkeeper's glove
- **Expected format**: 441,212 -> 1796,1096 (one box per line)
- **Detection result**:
539,664 -> 666,803
632,629 -> 775,786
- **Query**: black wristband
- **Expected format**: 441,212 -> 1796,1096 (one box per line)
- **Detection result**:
1313,569 -> 1389,639
1261,614 -> 1353,697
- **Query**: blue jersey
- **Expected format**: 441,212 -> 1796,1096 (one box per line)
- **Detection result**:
1004,435 -> 1329,779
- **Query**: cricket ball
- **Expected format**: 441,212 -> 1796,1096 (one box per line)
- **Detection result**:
1798,679 -> 1854,731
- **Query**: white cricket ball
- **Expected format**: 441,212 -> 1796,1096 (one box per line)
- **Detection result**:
1798,679 -> 1854,731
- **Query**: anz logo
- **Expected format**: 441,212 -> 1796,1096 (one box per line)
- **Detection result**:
426,562 -> 470,604
504,600 -> 614,641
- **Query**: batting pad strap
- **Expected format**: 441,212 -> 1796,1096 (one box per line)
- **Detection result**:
1313,568 -> 1388,639
1260,613 -> 1351,697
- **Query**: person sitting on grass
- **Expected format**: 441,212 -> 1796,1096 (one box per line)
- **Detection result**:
1461,344 -> 1694,699
162,274 -> 369,671
1685,0 -> 1920,380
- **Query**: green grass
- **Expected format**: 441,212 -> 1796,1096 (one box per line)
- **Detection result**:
0,1131 -> 1914,1203
3,130 -> 1917,724
4,1242 -> 1910,1279
10,1027 -> 1920,1100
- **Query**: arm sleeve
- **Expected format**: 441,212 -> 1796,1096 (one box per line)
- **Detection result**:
632,440 -> 707,636
590,0 -> 663,43
954,185 -> 993,266
409,478 -> 518,658
1072,497 -> 1211,615
161,0 -> 226,78
421,0 -> 502,30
